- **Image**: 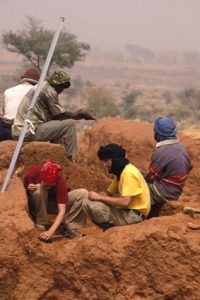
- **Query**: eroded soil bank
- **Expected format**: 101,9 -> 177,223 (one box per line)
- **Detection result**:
0,118 -> 200,300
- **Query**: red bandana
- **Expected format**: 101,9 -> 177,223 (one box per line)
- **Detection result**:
41,160 -> 61,185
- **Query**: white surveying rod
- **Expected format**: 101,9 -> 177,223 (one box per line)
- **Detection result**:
1,17 -> 65,193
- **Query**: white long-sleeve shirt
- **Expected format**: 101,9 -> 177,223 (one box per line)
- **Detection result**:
3,82 -> 33,120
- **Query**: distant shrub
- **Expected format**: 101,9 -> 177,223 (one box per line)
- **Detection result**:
123,89 -> 143,107
175,108 -> 190,121
122,89 -> 143,118
175,87 -> 200,124
86,87 -> 119,118
65,76 -> 84,97
136,106 -> 163,122
162,91 -> 173,104
178,88 -> 196,102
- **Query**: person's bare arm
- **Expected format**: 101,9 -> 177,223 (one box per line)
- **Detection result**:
52,109 -> 96,121
89,191 -> 132,207
40,204 -> 66,240
27,183 -> 40,191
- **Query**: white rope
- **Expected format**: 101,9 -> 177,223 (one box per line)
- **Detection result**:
24,119 -> 35,135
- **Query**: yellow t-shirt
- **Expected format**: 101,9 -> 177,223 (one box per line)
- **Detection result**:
107,164 -> 150,216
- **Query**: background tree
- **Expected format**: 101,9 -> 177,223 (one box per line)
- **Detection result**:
2,16 -> 90,72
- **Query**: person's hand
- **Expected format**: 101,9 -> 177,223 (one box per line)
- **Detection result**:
76,109 -> 96,120
28,183 -> 40,191
40,230 -> 53,241
89,191 -> 102,201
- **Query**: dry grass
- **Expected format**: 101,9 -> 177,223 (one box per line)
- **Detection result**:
181,129 -> 200,140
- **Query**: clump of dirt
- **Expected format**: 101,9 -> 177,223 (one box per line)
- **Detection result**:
0,118 -> 200,300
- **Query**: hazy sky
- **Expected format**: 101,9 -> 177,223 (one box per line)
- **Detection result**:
1,0 -> 200,52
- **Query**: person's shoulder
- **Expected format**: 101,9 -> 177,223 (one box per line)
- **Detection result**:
26,164 -> 42,174
39,81 -> 57,101
123,163 -> 139,175
5,83 -> 33,95
43,81 -> 56,94
56,172 -> 67,187
4,84 -> 22,94
57,172 -> 66,182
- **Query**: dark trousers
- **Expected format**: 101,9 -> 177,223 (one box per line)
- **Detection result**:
147,203 -> 164,219
147,182 -> 166,219
0,120 -> 12,141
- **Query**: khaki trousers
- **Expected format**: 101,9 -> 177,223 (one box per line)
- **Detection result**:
82,199 -> 143,226
28,185 -> 88,229
26,119 -> 78,158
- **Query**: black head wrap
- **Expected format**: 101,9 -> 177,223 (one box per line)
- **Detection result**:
97,144 -> 129,180
97,144 -> 126,160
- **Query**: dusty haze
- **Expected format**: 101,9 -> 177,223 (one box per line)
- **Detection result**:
0,0 -> 200,52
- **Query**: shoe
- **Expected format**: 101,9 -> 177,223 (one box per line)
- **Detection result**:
99,222 -> 115,232
61,225 -> 84,239
35,223 -> 50,231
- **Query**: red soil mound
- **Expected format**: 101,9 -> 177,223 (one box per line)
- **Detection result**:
0,118 -> 200,300
76,118 -> 200,206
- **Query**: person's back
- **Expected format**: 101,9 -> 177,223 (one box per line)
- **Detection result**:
108,162 -> 150,217
148,142 -> 191,200
146,117 -> 192,218
3,68 -> 40,122
0,67 -> 40,141
4,82 -> 34,121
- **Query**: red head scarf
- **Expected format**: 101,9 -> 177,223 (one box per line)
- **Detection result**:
41,160 -> 61,185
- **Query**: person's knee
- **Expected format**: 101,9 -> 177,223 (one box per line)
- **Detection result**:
62,119 -> 76,129
82,199 -> 110,223
77,188 -> 88,199
82,198 -> 90,212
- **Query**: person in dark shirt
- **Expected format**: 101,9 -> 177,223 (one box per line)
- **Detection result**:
146,117 -> 192,218
24,160 -> 88,241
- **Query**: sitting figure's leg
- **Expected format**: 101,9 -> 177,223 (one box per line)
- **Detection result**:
33,120 -> 78,159
65,188 -> 88,228
61,189 -> 88,238
0,122 -> 12,141
147,183 -> 166,219
82,199 -> 114,231
28,184 -> 49,230
82,199 -> 144,231
147,203 -> 163,219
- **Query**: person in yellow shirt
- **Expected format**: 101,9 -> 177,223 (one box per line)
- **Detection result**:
82,144 -> 150,231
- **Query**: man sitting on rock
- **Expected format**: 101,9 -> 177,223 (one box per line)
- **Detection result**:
12,70 -> 95,160
82,143 -> 150,231
24,160 -> 88,241
145,117 -> 192,218
0,67 -> 40,141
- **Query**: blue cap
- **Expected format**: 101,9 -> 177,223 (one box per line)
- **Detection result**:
154,117 -> 177,140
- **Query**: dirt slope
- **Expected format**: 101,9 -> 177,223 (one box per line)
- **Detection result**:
0,118 -> 200,300
76,118 -> 200,205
